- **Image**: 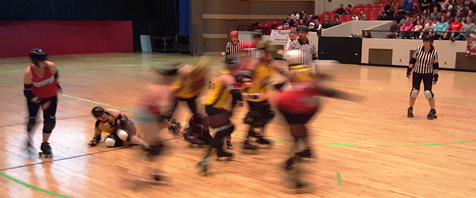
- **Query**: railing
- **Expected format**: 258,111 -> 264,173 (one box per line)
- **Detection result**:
361,30 -> 476,40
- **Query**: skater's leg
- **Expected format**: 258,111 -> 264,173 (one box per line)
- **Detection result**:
409,73 -> 423,108
41,96 -> 57,143
422,73 -> 436,109
186,97 -> 198,116
26,99 -> 40,141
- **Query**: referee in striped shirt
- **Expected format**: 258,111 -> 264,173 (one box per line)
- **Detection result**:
406,34 -> 439,120
226,30 -> 242,55
289,26 -> 317,70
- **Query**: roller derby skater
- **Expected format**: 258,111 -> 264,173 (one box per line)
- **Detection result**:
196,55 -> 263,175
277,50 -> 362,189
406,34 -> 439,120
241,41 -> 295,153
119,64 -> 182,187
169,56 -> 211,138
90,106 -> 150,151
23,49 -> 61,158
183,113 -> 212,147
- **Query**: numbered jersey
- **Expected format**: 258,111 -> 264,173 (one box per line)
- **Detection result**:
246,63 -> 275,102
203,72 -> 232,109
30,65 -> 58,98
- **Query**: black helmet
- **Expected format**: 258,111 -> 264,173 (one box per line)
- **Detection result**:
30,48 -> 48,62
92,106 -> 105,118
252,29 -> 263,38
225,55 -> 241,69
422,34 -> 435,41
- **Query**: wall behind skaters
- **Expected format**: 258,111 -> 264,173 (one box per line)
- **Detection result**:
0,20 -> 133,58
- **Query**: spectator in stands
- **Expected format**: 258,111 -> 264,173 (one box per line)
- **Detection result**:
412,19 -> 424,38
422,10 -> 430,21
419,0 -> 433,13
454,16 -> 476,40
284,29 -> 298,51
387,19 -> 401,38
305,15 -> 317,27
296,19 -> 306,27
291,10 -> 300,21
399,14 -> 414,26
360,10 -> 368,21
430,6 -> 442,19
420,17 -> 437,38
446,11 -> 455,24
444,15 -> 463,41
385,1 -> 396,13
401,18 -> 414,38
414,15 -> 422,26
300,9 -> 306,19
379,10 -> 389,20
335,4 -> 347,15
463,5 -> 471,16
283,15 -> 294,27
363,31 -> 372,38
346,4 -> 353,15
466,10 -> 476,23
332,15 -> 341,26
352,12 -> 359,21
322,16 -> 333,29
441,0 -> 453,11
403,0 -> 414,13
455,10 -> 462,20
314,19 -> 323,36
434,16 -> 449,38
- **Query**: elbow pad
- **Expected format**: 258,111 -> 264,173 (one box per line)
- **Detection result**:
433,62 -> 439,69
410,57 -> 416,64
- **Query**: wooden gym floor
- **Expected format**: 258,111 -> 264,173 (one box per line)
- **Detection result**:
0,53 -> 475,198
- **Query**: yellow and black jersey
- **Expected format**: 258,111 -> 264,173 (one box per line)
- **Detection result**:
95,113 -> 118,133
289,65 -> 314,82
246,63 -> 276,102
203,71 -> 231,109
171,77 -> 206,99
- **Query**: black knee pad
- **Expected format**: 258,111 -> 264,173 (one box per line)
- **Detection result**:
42,116 -> 56,134
263,111 -> 275,125
27,117 -> 36,132
244,111 -> 266,127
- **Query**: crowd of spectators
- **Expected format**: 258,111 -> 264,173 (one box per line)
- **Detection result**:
384,0 -> 476,41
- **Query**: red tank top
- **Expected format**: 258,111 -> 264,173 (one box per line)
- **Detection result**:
278,83 -> 319,114
30,65 -> 58,98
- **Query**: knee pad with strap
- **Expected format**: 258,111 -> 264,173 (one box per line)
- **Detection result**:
117,129 -> 130,141
424,90 -> 434,99
244,111 -> 260,125
104,134 -> 124,147
410,88 -> 419,98
42,116 -> 56,134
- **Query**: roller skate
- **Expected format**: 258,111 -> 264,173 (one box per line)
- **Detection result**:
295,149 -> 317,162
427,109 -> 437,120
256,137 -> 272,149
147,144 -> 164,157
242,140 -> 259,154
168,119 -> 181,136
38,142 -> 52,158
216,149 -> 234,161
196,158 -> 209,176
226,139 -> 233,150
407,107 -> 413,118
186,137 -> 207,147
26,139 -> 36,157
140,142 -> 150,151
283,157 -> 295,170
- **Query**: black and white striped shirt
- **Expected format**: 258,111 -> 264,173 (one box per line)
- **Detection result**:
413,46 -> 438,74
247,48 -> 261,60
226,40 -> 243,55
289,38 -> 317,67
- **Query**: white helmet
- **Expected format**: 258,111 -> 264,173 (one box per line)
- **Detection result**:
284,50 -> 303,66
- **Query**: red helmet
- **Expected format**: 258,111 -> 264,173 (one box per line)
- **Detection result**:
230,30 -> 239,38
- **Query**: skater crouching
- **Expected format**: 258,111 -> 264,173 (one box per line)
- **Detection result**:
406,34 -> 439,119
23,49 -> 61,158
90,106 -> 149,150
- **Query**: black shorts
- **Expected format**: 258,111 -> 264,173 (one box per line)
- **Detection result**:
279,108 -> 315,125
412,72 -> 433,91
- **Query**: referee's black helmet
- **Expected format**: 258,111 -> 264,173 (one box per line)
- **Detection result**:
422,34 -> 435,41
252,30 -> 263,38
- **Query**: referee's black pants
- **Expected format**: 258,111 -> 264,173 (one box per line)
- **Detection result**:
412,72 -> 433,91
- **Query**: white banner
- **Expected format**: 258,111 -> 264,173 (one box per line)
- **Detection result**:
270,29 -> 318,42
270,30 -> 291,42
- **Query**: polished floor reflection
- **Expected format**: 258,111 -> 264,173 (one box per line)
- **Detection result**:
0,53 -> 475,198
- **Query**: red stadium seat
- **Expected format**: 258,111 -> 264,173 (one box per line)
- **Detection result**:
339,15 -> 346,21
346,15 -> 352,21
258,23 -> 267,28
355,4 -> 364,8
